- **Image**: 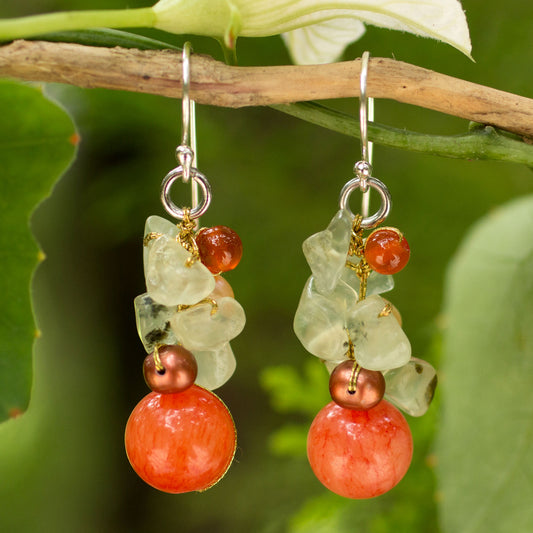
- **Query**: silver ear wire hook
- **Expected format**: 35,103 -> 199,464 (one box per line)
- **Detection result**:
175,42 -> 198,209
357,51 -> 374,217
361,55 -> 373,217
359,51 -> 371,165
340,51 -> 391,228
160,42 -> 211,221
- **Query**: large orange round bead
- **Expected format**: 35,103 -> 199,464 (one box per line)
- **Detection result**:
196,226 -> 243,273
125,386 -> 236,493
307,400 -> 413,499
364,227 -> 410,275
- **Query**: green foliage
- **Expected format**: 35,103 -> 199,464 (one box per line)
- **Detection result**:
260,360 -> 330,416
0,1 -> 533,531
260,360 -> 330,457
436,195 -> 533,533
0,80 -> 76,421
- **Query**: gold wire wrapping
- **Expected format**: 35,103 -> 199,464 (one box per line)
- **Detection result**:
177,208 -> 200,267
348,361 -> 362,394
143,232 -> 162,247
153,344 -> 165,373
378,302 -> 393,318
143,210 -> 200,267
344,331 -> 361,394
177,298 -> 218,316
346,214 -> 371,301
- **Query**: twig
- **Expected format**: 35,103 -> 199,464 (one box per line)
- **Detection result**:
1,40 -> 533,140
275,102 -> 533,166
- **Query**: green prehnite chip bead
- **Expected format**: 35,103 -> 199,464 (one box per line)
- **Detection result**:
383,357 -> 438,417
194,343 -> 237,390
346,295 -> 411,371
293,276 -> 358,361
134,293 -> 178,353
303,209 -> 352,295
170,297 -> 245,351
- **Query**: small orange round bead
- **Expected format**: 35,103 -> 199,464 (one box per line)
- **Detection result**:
364,227 -> 410,275
196,226 -> 243,274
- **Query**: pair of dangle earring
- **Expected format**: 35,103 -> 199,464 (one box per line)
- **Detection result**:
125,44 -> 244,494
294,52 -> 437,499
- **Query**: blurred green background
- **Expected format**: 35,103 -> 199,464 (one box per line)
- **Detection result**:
0,1 -> 532,532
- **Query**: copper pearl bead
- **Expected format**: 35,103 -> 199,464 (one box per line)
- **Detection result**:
143,345 -> 198,394
329,360 -> 385,410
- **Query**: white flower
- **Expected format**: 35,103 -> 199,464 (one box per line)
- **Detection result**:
282,18 -> 366,65
153,0 -> 472,64
0,0 -> 471,65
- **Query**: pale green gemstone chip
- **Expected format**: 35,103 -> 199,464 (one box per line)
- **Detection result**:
346,294 -> 411,371
341,264 -> 394,296
293,276 -> 358,361
143,215 -> 179,274
170,296 -> 246,350
302,209 -> 352,295
194,343 -> 237,390
384,357 -> 438,416
134,292 -> 178,353
145,233 -> 215,306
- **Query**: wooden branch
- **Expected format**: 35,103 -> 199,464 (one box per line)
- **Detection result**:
1,39 -> 533,138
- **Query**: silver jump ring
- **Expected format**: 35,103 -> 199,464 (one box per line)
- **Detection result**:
161,166 -> 212,220
339,175 -> 391,229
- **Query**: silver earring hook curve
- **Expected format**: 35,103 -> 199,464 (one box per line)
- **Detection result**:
161,42 -> 211,221
176,42 -> 196,187
357,51 -> 374,217
339,51 -> 390,227
359,51 -> 371,166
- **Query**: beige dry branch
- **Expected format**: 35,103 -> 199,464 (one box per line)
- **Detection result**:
1,40 -> 533,138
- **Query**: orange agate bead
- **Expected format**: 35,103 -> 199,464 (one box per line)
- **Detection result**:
125,386 -> 236,493
364,227 -> 410,275
196,226 -> 243,274
307,400 -> 413,499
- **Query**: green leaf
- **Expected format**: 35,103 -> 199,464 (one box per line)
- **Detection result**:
0,80 -> 76,422
268,423 -> 308,457
30,28 -> 179,50
260,359 -> 331,417
436,195 -> 533,532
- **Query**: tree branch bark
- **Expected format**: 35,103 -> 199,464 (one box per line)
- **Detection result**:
1,39 -> 533,138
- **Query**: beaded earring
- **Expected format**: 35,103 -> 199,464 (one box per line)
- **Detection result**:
125,43 -> 244,494
293,52 -> 437,499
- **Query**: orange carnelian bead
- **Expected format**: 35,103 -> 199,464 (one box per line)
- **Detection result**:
196,226 -> 243,274
364,227 -> 410,275
307,400 -> 413,499
125,386 -> 236,493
